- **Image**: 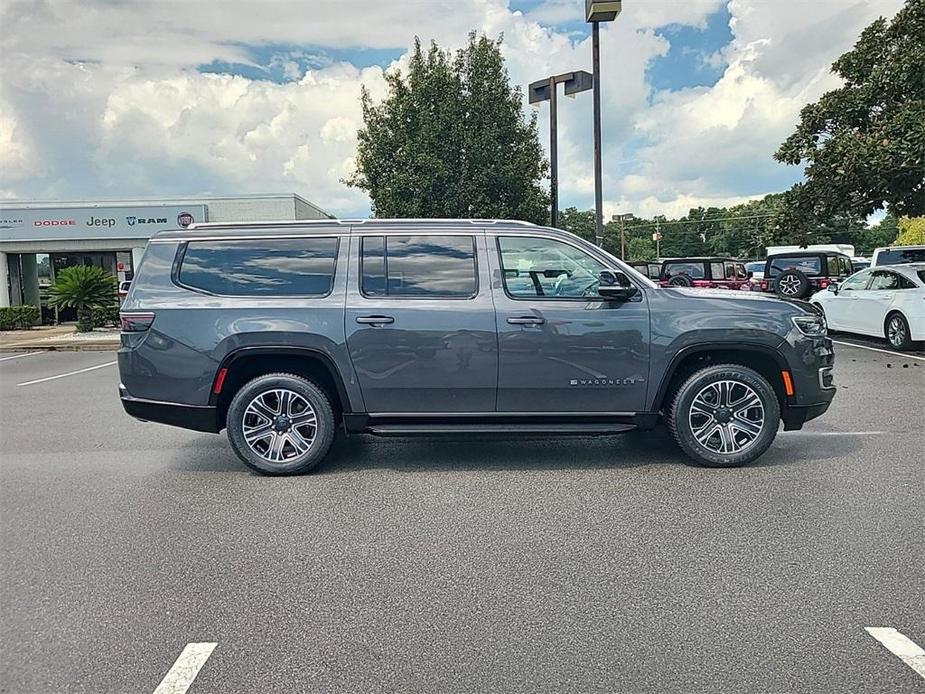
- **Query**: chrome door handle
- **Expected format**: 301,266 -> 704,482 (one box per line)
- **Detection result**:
355,315 -> 394,325
507,316 -> 546,326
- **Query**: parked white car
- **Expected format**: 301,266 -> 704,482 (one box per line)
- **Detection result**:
810,264 -> 925,350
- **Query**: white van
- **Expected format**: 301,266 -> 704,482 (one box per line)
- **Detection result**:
872,245 -> 925,266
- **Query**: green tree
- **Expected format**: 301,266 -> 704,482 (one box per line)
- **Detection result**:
556,207 -> 595,243
48,265 -> 116,332
775,0 -> 925,228
894,216 -> 925,244
849,212 -> 899,254
347,33 -> 549,223
626,235 -> 657,262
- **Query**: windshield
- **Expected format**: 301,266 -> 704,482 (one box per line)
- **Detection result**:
876,248 -> 925,265
767,256 -> 822,277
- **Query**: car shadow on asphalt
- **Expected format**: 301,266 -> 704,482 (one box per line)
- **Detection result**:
168,425 -> 864,476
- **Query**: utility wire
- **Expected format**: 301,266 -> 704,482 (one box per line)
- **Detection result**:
614,213 -> 778,232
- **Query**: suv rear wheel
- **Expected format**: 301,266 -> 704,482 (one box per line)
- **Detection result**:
226,373 -> 335,475
667,364 -> 780,467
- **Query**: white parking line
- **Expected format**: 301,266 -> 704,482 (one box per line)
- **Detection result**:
784,430 -> 885,436
832,340 -> 925,362
16,360 -> 116,387
0,351 -> 43,362
153,642 -> 217,694
865,627 -> 925,679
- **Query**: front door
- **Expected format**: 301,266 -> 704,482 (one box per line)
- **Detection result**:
826,269 -> 871,331
489,233 -> 650,413
345,231 -> 498,413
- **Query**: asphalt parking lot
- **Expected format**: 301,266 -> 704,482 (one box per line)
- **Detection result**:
1,342 -> 923,693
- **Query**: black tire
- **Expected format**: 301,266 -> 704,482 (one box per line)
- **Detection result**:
885,312 -> 913,351
667,364 -> 781,468
774,269 -> 811,299
669,274 -> 694,287
226,373 -> 336,475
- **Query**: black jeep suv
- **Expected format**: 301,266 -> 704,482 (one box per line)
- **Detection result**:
118,219 -> 836,475
760,250 -> 854,299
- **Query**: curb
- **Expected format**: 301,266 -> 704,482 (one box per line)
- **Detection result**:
0,343 -> 119,353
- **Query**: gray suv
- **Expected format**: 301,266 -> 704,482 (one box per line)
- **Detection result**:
118,219 -> 836,475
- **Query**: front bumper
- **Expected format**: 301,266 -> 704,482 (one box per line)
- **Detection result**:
778,332 -> 837,430
782,399 -> 833,430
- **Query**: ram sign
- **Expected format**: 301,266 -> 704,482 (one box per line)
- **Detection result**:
0,205 -> 208,242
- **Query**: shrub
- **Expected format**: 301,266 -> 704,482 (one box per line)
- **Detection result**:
0,305 -> 40,330
47,266 -> 117,332
90,304 -> 120,328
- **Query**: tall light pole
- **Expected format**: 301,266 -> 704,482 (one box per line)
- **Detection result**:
611,213 -> 633,259
528,71 -> 593,228
586,0 -> 623,246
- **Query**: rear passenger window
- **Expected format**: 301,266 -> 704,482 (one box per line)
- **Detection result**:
361,235 -> 477,298
178,238 -> 338,296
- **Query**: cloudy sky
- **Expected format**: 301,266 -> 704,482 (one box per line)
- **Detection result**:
0,0 -> 905,219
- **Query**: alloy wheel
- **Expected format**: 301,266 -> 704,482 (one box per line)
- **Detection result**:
241,389 -> 318,463
688,380 -> 765,455
778,276 -> 801,295
888,316 -> 906,347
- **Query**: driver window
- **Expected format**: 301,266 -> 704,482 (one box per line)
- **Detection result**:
840,270 -> 871,291
497,236 -> 606,299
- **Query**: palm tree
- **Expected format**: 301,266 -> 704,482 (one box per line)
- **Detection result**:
48,265 -> 117,332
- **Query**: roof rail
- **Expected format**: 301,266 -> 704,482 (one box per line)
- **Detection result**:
186,218 -> 539,230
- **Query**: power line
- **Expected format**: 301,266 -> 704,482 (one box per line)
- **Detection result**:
617,213 -> 778,232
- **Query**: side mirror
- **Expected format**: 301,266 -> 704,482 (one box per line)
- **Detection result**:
598,270 -> 639,301
827,283 -> 839,294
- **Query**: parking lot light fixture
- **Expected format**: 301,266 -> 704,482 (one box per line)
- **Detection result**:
528,71 -> 594,228
587,0 -> 623,247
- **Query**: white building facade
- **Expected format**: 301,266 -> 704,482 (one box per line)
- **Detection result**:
0,194 -> 332,310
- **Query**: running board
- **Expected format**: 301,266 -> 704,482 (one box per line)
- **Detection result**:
366,422 -> 636,437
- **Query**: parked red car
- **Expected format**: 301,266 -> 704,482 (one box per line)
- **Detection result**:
658,258 -> 751,290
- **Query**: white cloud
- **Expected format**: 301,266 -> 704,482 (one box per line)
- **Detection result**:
0,0 -> 908,217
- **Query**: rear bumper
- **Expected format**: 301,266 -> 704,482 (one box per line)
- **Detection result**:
120,387 -> 220,433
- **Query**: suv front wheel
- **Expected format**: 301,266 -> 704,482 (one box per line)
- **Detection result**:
226,373 -> 336,475
667,364 -> 780,467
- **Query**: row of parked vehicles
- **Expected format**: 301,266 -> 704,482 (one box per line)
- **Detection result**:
629,244 -> 925,350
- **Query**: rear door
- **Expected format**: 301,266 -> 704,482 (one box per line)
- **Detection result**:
344,229 -> 498,413
488,232 -> 650,413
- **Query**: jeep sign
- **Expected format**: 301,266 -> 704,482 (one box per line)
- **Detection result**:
0,205 -> 207,242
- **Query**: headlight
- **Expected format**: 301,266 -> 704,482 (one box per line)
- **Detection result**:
792,314 -> 827,337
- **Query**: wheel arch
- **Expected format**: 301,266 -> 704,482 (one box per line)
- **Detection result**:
883,308 -> 908,331
652,343 -> 790,416
210,346 -> 353,430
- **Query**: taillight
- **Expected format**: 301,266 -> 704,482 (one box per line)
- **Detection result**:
819,279 -> 829,289
120,311 -> 155,332
760,280 -> 768,291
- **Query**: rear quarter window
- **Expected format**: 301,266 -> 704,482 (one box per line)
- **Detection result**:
178,238 -> 339,296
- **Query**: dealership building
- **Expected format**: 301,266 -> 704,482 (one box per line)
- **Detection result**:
0,194 -> 332,311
